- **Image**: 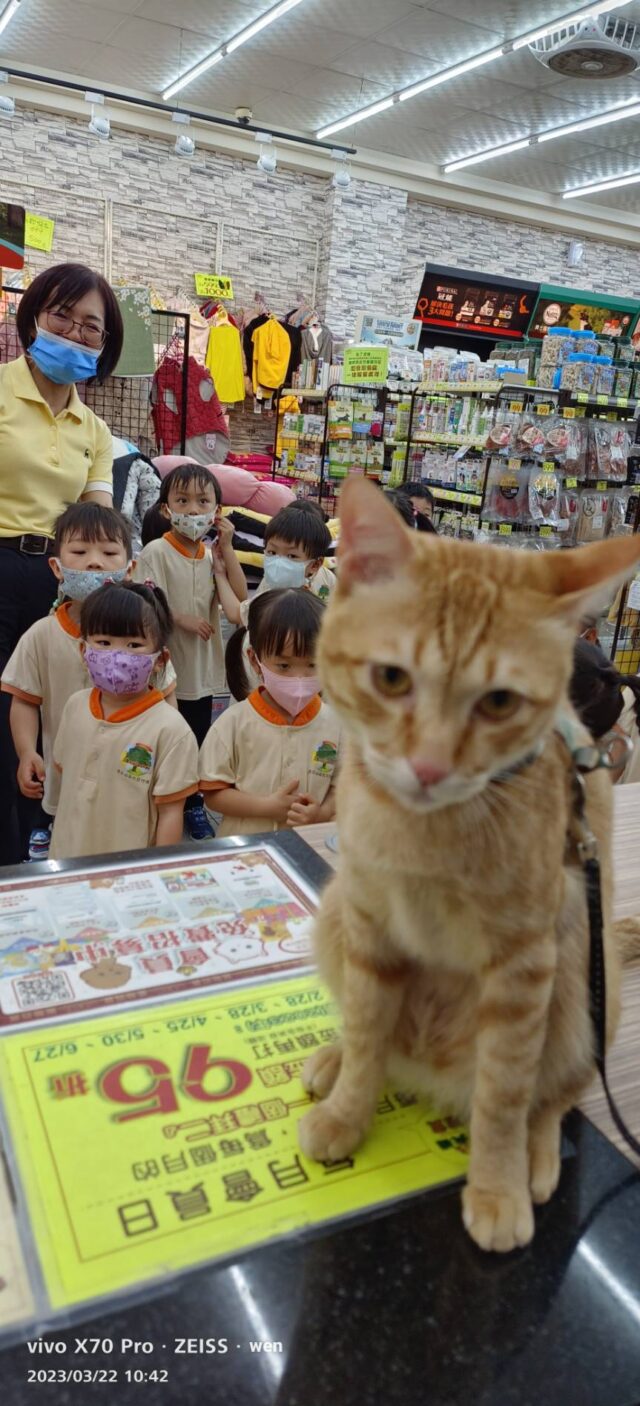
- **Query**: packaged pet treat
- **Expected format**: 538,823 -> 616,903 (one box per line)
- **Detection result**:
483,461 -> 529,524
536,363 -> 558,390
585,422 -> 599,482
593,358 -> 615,397
516,416 -> 547,457
615,366 -> 633,398
594,422 -> 630,482
606,487 -> 632,537
485,410 -> 520,454
540,329 -> 575,365
560,355 -> 596,393
576,489 -> 609,544
558,487 -> 580,545
529,466 -> 560,526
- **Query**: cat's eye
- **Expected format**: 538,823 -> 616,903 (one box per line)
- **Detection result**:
371,664 -> 413,698
476,690 -> 521,721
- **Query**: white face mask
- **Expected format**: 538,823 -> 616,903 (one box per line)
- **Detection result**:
169,510 -> 216,542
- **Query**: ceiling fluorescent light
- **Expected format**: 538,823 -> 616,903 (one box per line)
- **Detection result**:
513,0 -> 633,50
538,97 -> 640,141
163,0 -> 304,101
0,0 -> 21,38
317,98 -> 395,141
226,0 -> 303,54
563,170 -> 640,198
400,47 -> 504,102
444,138 -> 531,173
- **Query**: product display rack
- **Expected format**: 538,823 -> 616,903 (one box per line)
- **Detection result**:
271,384 -> 330,496
393,380 -> 502,530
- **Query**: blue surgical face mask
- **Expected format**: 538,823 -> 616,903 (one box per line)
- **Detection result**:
55,564 -> 130,602
263,554 -> 307,590
29,326 -> 101,386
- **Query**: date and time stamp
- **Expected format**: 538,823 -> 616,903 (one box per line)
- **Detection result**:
23,1336 -> 285,1386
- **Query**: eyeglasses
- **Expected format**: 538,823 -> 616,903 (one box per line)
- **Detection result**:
44,308 -> 107,349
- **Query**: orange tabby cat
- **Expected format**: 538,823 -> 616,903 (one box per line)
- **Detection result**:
297,478 -> 640,1253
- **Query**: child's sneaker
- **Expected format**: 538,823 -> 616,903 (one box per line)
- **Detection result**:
28,827 -> 51,861
185,804 -> 214,842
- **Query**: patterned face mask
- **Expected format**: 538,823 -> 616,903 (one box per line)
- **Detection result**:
169,511 -> 217,541
83,647 -> 158,695
54,564 -> 130,601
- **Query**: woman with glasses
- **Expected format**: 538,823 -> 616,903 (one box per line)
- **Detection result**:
0,262 -> 124,864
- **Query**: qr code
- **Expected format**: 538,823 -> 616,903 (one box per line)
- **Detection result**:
13,971 -> 73,1010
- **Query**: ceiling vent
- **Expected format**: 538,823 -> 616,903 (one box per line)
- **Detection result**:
529,13 -> 640,77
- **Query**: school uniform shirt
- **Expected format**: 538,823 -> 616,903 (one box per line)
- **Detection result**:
134,532 -> 224,700
199,688 -> 342,837
50,688 -> 198,860
1,602 -> 177,816
0,356 -> 112,539
237,565 -> 337,691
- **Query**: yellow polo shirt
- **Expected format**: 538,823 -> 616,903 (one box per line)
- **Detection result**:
50,687 -> 198,860
1,602 -> 178,817
199,689 -> 342,837
0,356 -> 113,538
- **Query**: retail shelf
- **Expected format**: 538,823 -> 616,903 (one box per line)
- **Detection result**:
430,487 -> 482,507
282,387 -> 327,399
418,381 -> 502,394
411,433 -> 487,450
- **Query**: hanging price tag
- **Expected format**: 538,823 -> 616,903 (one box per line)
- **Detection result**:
596,480 -> 608,491
498,523 -> 513,535
542,460 -> 555,472
507,458 -> 522,470
576,391 -> 589,404
509,401 -> 524,413
563,407 -> 577,419
565,477 -> 578,489
536,403 -> 551,416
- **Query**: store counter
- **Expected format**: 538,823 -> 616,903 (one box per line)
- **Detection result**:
0,797 -> 639,1406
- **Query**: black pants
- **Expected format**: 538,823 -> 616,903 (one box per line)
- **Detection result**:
177,696 -> 212,811
0,547 -> 58,866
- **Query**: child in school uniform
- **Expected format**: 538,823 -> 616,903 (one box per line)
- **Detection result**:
216,500 -> 335,699
135,463 -> 247,840
50,583 -> 198,861
1,504 -> 170,863
199,588 -> 342,836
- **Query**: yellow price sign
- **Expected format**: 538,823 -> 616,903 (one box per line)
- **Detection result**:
194,273 -> 234,298
539,526 -> 554,538
562,407 -> 576,419
0,978 -> 467,1310
617,397 -> 629,408
25,213 -> 55,253
596,393 -> 609,405
509,401 -> 524,413
507,458 -> 522,471
596,480 -> 608,491
565,477 -> 578,489
498,523 -> 513,535
536,403 -> 551,416
576,391 -> 589,404
542,460 -> 555,472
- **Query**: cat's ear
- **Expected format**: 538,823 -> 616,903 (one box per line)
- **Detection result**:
542,534 -> 640,624
337,478 -> 417,589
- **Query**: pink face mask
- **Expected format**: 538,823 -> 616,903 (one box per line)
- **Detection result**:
84,646 -> 158,696
259,662 -> 318,718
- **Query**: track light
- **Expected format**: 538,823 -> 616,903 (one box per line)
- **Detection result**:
175,133 -> 195,157
256,131 -> 277,174
0,93 -> 15,118
332,149 -> 351,189
85,91 -> 109,141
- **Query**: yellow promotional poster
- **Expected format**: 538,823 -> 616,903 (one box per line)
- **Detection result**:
194,273 -> 234,299
24,213 -> 55,253
0,975 -> 468,1312
343,345 -> 389,385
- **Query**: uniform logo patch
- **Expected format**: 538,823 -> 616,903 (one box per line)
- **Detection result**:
310,740 -> 338,776
119,742 -> 154,782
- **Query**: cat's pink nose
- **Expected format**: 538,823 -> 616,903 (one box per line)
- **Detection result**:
410,760 -> 450,788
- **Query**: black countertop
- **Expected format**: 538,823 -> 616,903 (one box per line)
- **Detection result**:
2,1111 -> 640,1406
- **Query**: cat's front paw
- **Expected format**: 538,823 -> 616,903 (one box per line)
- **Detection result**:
462,1183 -> 534,1253
298,1101 -> 366,1163
301,1043 -> 342,1099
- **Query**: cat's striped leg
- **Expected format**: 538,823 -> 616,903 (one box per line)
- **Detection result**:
462,933 -> 557,1253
